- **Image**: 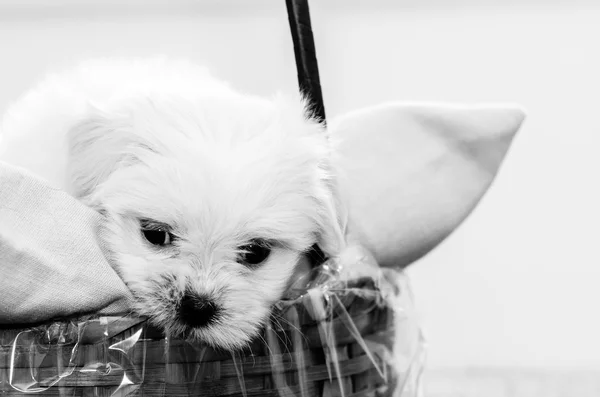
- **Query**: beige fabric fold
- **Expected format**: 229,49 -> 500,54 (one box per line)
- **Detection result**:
0,161 -> 135,324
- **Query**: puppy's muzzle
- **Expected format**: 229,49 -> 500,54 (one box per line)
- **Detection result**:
178,293 -> 218,328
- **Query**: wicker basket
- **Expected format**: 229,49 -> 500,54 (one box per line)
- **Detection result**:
0,272 -> 424,397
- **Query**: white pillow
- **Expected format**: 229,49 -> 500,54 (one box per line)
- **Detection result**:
0,102 -> 525,322
330,102 -> 526,268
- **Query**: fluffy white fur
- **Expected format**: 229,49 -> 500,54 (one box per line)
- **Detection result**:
0,58 -> 346,350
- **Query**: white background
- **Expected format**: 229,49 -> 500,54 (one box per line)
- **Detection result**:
0,0 -> 597,373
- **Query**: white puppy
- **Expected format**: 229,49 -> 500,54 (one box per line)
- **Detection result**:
0,58 -> 346,350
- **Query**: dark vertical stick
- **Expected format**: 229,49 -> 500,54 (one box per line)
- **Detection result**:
286,0 -> 329,267
285,0 -> 327,125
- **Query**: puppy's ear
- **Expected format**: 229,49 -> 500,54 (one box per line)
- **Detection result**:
67,105 -> 151,206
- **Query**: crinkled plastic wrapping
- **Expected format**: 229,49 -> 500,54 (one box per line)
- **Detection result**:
0,249 -> 426,397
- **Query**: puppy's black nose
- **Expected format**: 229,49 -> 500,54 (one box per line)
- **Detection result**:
178,294 -> 218,328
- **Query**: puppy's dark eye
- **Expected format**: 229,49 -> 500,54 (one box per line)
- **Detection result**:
140,219 -> 174,247
238,240 -> 271,266
143,229 -> 172,246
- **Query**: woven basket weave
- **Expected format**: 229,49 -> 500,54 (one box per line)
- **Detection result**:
0,273 -> 424,397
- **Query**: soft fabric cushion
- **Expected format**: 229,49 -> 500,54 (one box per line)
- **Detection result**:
0,102 -> 525,323
0,162 -> 135,324
330,102 -> 525,268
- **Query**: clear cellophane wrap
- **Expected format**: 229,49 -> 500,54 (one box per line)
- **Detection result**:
0,245 -> 425,397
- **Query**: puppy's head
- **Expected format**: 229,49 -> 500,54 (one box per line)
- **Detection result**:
67,93 -> 345,350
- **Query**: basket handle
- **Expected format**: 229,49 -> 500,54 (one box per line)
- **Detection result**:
286,0 -> 329,267
285,0 -> 327,125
